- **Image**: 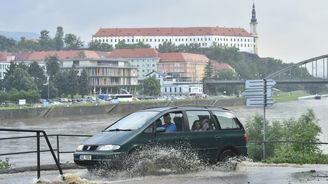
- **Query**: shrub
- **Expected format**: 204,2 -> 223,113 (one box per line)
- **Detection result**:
0,158 -> 11,169
246,109 -> 325,164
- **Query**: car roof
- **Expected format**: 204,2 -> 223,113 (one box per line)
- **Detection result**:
142,106 -> 231,112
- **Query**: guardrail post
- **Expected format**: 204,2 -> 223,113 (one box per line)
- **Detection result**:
36,132 -> 41,180
42,132 -> 64,178
56,135 -> 60,164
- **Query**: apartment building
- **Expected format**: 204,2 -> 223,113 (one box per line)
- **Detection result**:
3,50 -> 138,94
157,52 -> 209,82
108,48 -> 159,80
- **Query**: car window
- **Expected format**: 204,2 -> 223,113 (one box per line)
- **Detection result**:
105,111 -> 159,130
149,111 -> 184,133
212,111 -> 241,129
186,111 -> 215,131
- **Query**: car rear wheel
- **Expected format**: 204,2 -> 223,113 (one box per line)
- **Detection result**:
218,149 -> 237,162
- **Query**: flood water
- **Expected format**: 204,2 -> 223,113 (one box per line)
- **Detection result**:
0,98 -> 327,168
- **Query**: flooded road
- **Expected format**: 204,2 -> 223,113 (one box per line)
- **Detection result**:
1,162 -> 328,184
0,98 -> 327,168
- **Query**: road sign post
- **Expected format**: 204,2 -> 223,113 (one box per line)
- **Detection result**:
243,79 -> 276,160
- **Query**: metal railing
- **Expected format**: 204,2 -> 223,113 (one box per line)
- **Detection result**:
0,129 -> 91,180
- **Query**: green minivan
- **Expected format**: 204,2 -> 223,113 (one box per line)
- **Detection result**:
74,106 -> 248,169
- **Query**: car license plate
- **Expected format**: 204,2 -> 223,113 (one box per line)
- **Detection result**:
80,155 -> 92,160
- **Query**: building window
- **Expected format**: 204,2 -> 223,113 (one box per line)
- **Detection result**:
149,39 -> 152,42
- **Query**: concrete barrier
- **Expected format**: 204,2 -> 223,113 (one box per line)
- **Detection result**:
0,98 -> 245,120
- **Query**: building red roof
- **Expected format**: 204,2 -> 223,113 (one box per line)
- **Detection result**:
159,52 -> 209,63
94,27 -> 252,37
108,48 -> 158,59
26,50 -> 108,61
211,60 -> 235,72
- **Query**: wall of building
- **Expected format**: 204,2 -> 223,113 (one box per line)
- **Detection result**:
93,35 -> 255,53
0,63 -> 10,79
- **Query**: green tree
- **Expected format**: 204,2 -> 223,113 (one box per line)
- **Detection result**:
28,61 -> 47,93
88,40 -> 113,51
0,79 -> 3,91
67,66 -> 79,97
64,33 -> 84,49
17,37 -> 40,51
115,40 -> 150,49
215,69 -> 240,95
46,56 -> 60,78
54,70 -> 67,97
54,26 -> 64,50
39,30 -> 54,51
78,69 -> 89,97
3,62 -> 18,90
202,61 -> 215,95
6,68 -> 38,91
45,56 -> 60,98
158,41 -> 178,52
0,35 -> 16,51
143,76 -> 161,96
55,67 -> 79,98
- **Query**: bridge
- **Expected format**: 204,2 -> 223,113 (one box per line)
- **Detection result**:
176,54 -> 328,85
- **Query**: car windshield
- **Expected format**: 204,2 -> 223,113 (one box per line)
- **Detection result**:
105,111 -> 159,131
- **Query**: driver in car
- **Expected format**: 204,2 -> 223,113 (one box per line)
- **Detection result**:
162,114 -> 176,133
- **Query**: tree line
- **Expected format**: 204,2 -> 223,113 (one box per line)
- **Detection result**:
0,56 -> 89,104
0,26 -> 109,52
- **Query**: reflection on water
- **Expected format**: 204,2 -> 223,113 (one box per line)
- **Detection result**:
0,99 -> 327,168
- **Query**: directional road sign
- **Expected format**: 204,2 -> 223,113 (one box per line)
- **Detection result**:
243,79 -> 276,107
246,98 -> 274,107
242,89 -> 273,97
245,79 -> 276,89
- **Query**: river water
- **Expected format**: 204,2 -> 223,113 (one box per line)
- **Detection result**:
0,98 -> 327,168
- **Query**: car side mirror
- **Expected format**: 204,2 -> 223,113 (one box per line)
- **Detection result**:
155,127 -> 166,133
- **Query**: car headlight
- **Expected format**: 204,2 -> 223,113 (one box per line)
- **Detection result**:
76,144 -> 84,151
97,144 -> 120,151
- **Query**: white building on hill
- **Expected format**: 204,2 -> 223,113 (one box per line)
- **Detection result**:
92,4 -> 259,54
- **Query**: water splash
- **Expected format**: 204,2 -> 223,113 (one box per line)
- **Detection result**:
125,145 -> 203,176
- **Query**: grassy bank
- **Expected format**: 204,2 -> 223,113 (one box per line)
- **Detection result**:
273,91 -> 309,102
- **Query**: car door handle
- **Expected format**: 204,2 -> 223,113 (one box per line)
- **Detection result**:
215,135 -> 222,139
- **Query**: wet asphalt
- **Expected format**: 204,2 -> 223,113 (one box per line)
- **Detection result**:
1,162 -> 328,184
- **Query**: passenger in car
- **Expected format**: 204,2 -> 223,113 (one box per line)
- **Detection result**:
202,119 -> 210,130
192,120 -> 202,131
162,114 -> 176,132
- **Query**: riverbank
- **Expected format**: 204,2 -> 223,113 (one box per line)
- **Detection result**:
0,98 -> 244,120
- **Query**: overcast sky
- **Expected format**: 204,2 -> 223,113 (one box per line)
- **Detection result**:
1,0 -> 328,63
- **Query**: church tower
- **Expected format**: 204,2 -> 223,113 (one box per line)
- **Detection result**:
250,3 -> 258,55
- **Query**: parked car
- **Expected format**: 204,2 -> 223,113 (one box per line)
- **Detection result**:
74,106 -> 248,170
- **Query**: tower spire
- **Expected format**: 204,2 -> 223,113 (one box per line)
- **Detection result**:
249,2 -> 258,55
251,3 -> 257,23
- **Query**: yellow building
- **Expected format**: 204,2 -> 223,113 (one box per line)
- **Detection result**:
158,52 -> 209,82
